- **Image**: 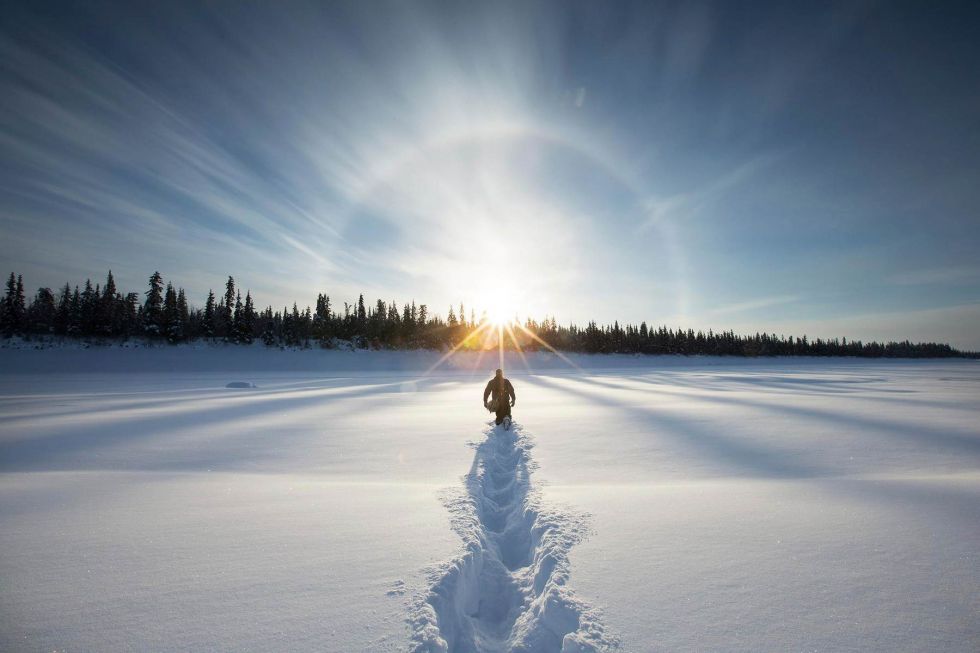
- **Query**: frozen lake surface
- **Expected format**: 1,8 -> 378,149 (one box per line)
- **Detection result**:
1,348 -> 978,651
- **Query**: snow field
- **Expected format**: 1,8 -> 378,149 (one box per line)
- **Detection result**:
1,349 -> 978,652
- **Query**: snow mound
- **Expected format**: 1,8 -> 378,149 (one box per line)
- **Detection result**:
410,423 -> 617,652
224,381 -> 256,388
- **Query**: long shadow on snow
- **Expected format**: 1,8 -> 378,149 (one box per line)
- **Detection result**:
568,374 -> 980,456
526,375 -> 828,479
0,379 -> 450,471
527,375 -> 980,522
1,377 -> 455,432
573,370 -> 912,397
570,371 -> 973,414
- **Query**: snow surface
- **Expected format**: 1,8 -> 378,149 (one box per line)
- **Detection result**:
1,348 -> 978,652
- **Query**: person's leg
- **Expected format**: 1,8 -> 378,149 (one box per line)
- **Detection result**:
495,401 -> 508,425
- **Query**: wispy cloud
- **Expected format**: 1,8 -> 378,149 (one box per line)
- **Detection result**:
637,154 -> 781,233
1,1 -> 978,343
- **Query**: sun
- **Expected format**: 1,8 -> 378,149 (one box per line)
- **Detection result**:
487,303 -> 512,326
483,290 -> 515,326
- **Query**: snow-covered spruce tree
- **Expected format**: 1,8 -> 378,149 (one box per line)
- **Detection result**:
313,293 -> 332,346
67,286 -> 81,336
302,304 -> 314,346
231,291 -> 243,343
99,270 -> 117,336
143,272 -> 164,338
281,305 -> 295,347
239,292 -> 255,344
54,283 -> 72,335
14,274 -> 26,334
356,293 -> 367,332
0,273 -> 14,336
28,287 -> 56,334
163,282 -> 183,343
221,276 -> 236,341
262,315 -> 277,346
386,300 -> 401,346
80,280 -> 97,336
177,288 -> 189,339
121,292 -> 139,337
1,272 -> 28,336
202,290 -> 216,339
256,306 -> 275,346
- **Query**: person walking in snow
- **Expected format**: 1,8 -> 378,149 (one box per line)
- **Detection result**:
483,368 -> 516,428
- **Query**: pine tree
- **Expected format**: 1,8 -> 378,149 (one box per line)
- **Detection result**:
68,286 -> 81,335
262,313 -> 277,346
240,291 -> 255,344
80,280 -> 97,336
323,295 -> 334,341
357,294 -> 367,328
202,290 -> 216,338
302,306 -> 312,346
318,294 -> 332,343
1,273 -> 15,336
1,272 -> 28,336
418,304 -> 427,331
122,292 -> 139,336
103,270 -> 117,299
177,288 -> 189,338
29,287 -> 56,333
232,291 -> 243,343
282,304 -> 298,346
100,270 -> 118,335
221,276 -> 236,340
164,282 -> 182,343
55,283 -> 72,335
13,274 -> 26,333
143,272 -> 164,337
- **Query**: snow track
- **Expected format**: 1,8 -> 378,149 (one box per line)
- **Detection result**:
411,422 -> 614,652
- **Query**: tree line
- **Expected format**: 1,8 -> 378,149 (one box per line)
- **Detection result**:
1,270 -> 976,359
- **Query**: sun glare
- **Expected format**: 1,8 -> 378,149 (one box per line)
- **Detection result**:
476,280 -> 519,327
486,298 -> 513,326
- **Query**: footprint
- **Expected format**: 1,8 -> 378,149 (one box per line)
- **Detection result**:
387,579 -> 406,597
409,423 -> 614,652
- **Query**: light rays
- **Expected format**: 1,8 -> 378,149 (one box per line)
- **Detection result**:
497,322 -> 505,372
2,13 -> 693,327
513,321 -> 584,373
419,312 -> 577,377
326,119 -> 691,325
421,319 -> 494,377
505,322 -> 532,373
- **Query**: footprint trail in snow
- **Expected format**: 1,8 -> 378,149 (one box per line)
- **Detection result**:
410,422 -> 615,652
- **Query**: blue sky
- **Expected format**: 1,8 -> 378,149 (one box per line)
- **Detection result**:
2,1 -> 979,348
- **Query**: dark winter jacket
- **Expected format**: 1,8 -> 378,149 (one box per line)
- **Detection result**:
483,377 -> 516,407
